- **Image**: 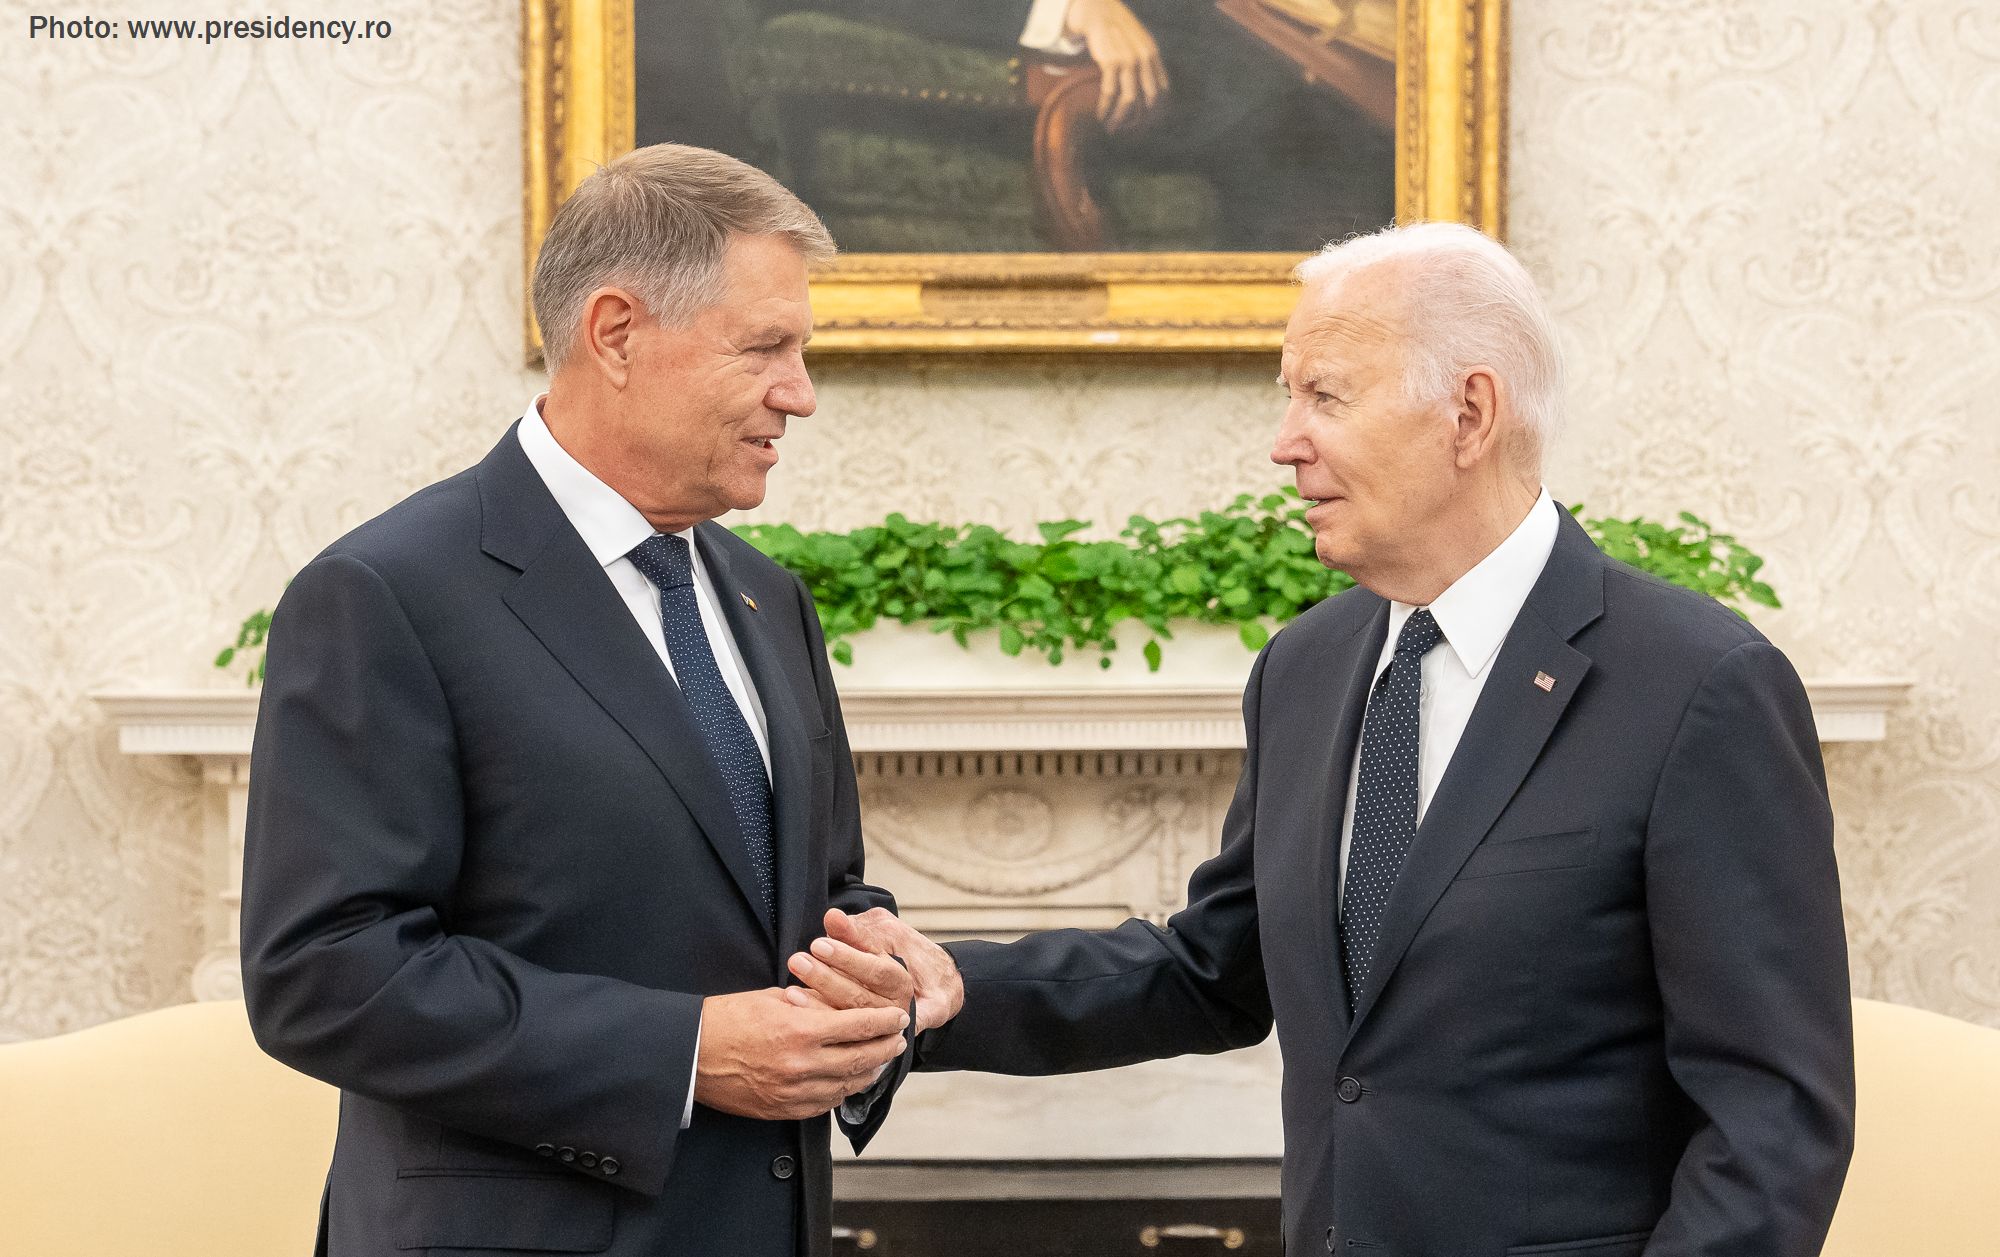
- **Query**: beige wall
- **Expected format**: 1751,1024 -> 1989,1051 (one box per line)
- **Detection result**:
2,0 -> 1996,1040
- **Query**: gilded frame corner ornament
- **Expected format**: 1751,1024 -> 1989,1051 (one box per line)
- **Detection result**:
522,0 -> 1505,358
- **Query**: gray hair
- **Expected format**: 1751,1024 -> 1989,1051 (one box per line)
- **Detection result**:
531,144 -> 836,371
1295,222 -> 1565,469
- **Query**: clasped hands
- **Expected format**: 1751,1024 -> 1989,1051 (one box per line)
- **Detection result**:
692,909 -> 962,1122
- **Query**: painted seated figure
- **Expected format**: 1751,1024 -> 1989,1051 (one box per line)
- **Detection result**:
634,0 -> 1396,253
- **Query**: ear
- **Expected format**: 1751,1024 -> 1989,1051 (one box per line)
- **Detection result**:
1451,366 -> 1504,470
577,286 -> 642,389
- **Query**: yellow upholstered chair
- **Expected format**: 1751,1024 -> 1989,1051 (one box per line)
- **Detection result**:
1822,997 -> 2000,1256
0,998 -> 335,1257
0,996 -> 1994,1254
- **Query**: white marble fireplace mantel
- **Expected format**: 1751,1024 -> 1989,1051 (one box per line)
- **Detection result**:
94,645 -> 1910,1160
96,673 -> 1914,759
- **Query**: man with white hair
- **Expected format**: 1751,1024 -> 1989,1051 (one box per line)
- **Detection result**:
242,144 -> 920,1257
794,222 -> 1856,1256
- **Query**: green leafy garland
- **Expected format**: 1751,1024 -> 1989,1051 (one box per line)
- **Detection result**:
217,488 -> 1778,685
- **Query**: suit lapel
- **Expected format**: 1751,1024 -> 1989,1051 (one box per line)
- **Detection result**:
476,430 -> 774,942
1310,600 -> 1389,1036
1344,509 -> 1606,1039
695,523 -> 817,956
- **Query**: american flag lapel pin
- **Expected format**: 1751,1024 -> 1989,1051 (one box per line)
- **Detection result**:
1533,671 -> 1556,692
741,592 -> 758,612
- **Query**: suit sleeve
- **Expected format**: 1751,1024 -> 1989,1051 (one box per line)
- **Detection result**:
787,572 -> 913,1149
915,647 -> 1277,1075
240,552 -> 702,1198
1643,639 -> 1855,1256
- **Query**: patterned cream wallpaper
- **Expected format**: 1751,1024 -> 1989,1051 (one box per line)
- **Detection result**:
1,0 -> 1995,1040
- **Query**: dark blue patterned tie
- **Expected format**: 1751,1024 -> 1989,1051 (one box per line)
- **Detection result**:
1341,608 -> 1443,1014
628,533 -> 776,925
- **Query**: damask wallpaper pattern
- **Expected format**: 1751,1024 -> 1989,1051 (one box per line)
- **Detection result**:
1,0 -> 1995,1040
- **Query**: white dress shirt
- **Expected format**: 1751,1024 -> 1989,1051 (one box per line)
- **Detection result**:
516,396 -> 775,1127
1336,491 -> 1561,910
516,399 -> 771,775
1020,0 -> 1086,56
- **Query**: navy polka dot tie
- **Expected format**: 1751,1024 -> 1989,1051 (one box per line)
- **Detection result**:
628,533 -> 776,925
1341,607 -> 1443,1015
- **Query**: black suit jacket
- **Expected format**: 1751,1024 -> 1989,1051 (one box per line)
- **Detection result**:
921,508 -> 1854,1257
241,424 -> 908,1257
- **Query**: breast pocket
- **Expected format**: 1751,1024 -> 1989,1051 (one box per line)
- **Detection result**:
1455,827 -> 1597,880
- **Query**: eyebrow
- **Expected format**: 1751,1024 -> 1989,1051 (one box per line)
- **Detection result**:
1278,354 -> 1353,392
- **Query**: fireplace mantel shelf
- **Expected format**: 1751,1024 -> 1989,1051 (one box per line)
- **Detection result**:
95,676 -> 1911,757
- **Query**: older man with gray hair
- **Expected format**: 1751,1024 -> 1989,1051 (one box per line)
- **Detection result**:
242,143 -> 921,1257
797,222 -> 1856,1257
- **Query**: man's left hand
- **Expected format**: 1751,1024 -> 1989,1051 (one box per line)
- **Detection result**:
785,916 -> 915,1014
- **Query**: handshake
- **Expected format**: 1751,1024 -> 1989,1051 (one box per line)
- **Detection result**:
691,909 -> 963,1122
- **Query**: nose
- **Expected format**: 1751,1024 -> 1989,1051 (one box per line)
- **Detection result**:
1271,398 -> 1311,468
768,351 -> 816,419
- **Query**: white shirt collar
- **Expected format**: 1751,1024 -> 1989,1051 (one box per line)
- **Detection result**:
516,395 -> 689,566
1382,489 -> 1560,680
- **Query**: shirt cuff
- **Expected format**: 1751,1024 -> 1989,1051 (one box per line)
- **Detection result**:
682,1013 -> 700,1130
1020,0 -> 1085,55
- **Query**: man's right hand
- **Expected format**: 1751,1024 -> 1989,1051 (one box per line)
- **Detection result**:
693,989 -> 909,1121
785,908 -> 965,1033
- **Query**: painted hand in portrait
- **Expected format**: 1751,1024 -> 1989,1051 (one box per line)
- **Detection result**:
633,0 -> 1398,253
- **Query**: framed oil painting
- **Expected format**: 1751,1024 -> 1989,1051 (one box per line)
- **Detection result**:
524,0 -> 1505,353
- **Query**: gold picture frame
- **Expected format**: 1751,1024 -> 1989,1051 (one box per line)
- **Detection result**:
523,0 -> 1505,356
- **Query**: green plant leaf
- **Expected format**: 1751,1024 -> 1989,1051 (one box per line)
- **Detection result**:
224,494 -> 1780,685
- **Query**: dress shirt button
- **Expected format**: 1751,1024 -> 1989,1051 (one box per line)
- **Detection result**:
771,1154 -> 796,1180
534,1144 -> 555,1158
599,1157 -> 620,1176
558,1146 -> 577,1163
578,1152 -> 599,1168
1336,1077 -> 1362,1103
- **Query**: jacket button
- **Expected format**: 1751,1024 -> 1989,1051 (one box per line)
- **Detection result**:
557,1146 -> 576,1163
1336,1077 -> 1362,1103
599,1157 -> 620,1176
1325,1225 -> 1338,1252
771,1154 -> 796,1180
578,1151 -> 598,1168
534,1144 -> 555,1158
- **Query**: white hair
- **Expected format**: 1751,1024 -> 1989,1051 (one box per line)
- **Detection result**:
1295,222 -> 1566,469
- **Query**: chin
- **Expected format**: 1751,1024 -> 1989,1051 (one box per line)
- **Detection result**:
1313,532 -> 1356,573
722,479 -> 770,513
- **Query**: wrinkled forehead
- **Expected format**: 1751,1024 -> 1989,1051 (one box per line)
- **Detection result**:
1282,271 -> 1410,373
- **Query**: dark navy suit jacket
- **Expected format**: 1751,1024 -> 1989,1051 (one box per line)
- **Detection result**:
241,424 -> 907,1257
921,508 -> 1855,1257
